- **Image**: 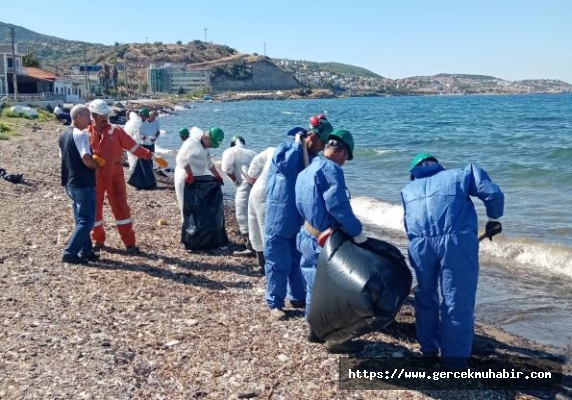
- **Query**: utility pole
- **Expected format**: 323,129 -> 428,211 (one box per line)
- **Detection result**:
82,45 -> 90,99
204,28 -> 208,43
263,41 -> 266,57
10,27 -> 18,102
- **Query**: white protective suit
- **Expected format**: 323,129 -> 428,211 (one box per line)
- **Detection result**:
221,141 -> 257,234
247,147 -> 276,252
174,127 -> 214,220
124,112 -> 143,173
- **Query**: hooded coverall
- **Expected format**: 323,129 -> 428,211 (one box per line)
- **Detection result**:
295,156 -> 362,317
401,162 -> 504,368
123,113 -> 144,173
221,141 -> 257,235
264,140 -> 309,309
88,123 -> 153,247
247,147 -> 276,252
174,127 -> 213,221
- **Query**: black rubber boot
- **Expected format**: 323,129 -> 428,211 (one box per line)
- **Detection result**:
256,251 -> 265,268
325,340 -> 365,354
307,327 -> 324,343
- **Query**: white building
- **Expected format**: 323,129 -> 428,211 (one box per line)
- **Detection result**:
148,64 -> 211,94
0,43 -> 26,97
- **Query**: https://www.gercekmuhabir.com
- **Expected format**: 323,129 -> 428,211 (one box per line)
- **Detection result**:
339,356 -> 563,390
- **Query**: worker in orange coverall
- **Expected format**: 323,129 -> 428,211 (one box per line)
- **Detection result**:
87,99 -> 168,254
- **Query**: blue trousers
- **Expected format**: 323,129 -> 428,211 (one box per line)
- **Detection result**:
408,232 -> 479,369
64,185 -> 96,258
296,229 -> 322,319
264,234 -> 306,309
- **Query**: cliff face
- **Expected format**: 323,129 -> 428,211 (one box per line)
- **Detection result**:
210,60 -> 302,92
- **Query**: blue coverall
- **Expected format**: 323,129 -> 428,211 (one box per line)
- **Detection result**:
401,162 -> 504,368
295,156 -> 362,318
264,140 -> 309,309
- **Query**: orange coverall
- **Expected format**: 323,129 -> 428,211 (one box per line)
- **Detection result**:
88,123 -> 153,247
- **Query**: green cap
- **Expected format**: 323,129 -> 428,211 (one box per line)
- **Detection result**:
179,127 -> 190,137
310,119 -> 333,143
139,108 -> 150,117
410,152 -> 438,169
329,129 -> 355,160
209,126 -> 225,148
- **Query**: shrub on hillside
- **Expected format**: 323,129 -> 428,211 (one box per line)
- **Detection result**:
0,122 -> 11,133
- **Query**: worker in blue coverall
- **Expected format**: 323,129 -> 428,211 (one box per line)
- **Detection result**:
264,116 -> 333,320
401,153 -> 504,369
295,129 -> 368,353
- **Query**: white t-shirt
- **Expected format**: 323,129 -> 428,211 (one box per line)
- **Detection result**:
138,120 -> 154,144
54,105 -> 64,114
73,127 -> 92,157
147,119 -> 160,138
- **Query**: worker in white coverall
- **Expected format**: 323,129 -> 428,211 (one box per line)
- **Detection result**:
174,126 -> 225,221
247,146 -> 276,270
221,135 -> 257,256
124,111 -> 144,173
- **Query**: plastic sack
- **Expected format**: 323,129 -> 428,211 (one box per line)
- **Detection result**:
181,175 -> 229,250
127,157 -> 157,190
307,229 -> 412,344
10,106 -> 38,118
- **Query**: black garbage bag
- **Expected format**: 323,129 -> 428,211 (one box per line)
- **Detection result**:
307,229 -> 412,344
0,168 -> 24,184
127,158 -> 157,190
181,175 -> 229,250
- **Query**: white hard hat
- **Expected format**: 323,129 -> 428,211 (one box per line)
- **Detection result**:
88,99 -> 111,115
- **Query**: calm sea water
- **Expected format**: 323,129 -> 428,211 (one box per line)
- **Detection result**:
151,94 -> 572,352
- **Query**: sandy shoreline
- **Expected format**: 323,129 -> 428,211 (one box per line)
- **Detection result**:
0,119 -> 570,399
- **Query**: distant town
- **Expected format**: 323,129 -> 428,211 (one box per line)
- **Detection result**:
1,21 -> 571,105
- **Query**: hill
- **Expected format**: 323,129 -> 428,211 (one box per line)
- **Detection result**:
1,21 -> 571,95
0,21 -> 239,69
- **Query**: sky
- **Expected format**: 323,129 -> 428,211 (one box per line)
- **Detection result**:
2,0 -> 572,83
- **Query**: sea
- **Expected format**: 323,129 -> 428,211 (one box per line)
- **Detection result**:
150,93 -> 572,355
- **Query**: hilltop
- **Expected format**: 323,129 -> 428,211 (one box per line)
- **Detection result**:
1,21 -> 572,95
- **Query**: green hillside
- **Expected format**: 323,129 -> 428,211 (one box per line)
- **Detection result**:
0,21 -> 238,69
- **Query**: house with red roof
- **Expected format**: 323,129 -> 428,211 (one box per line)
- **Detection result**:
1,44 -> 82,103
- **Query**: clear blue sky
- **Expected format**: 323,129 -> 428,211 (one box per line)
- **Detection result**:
2,0 -> 571,83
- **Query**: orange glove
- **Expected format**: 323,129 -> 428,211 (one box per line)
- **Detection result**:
185,172 -> 194,185
154,155 -> 168,168
92,154 -> 106,167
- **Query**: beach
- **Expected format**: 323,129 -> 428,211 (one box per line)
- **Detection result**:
0,119 -> 570,400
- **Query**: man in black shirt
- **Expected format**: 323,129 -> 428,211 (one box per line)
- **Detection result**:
58,105 -> 104,264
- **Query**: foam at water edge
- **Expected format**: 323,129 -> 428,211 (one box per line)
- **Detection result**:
480,238 -> 572,280
351,196 -> 572,280
350,196 -> 405,233
154,144 -> 174,155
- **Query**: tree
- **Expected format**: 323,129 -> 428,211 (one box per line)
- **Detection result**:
23,53 -> 41,68
140,82 -> 149,94
102,64 -> 111,96
112,65 -> 119,89
176,40 -> 182,45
